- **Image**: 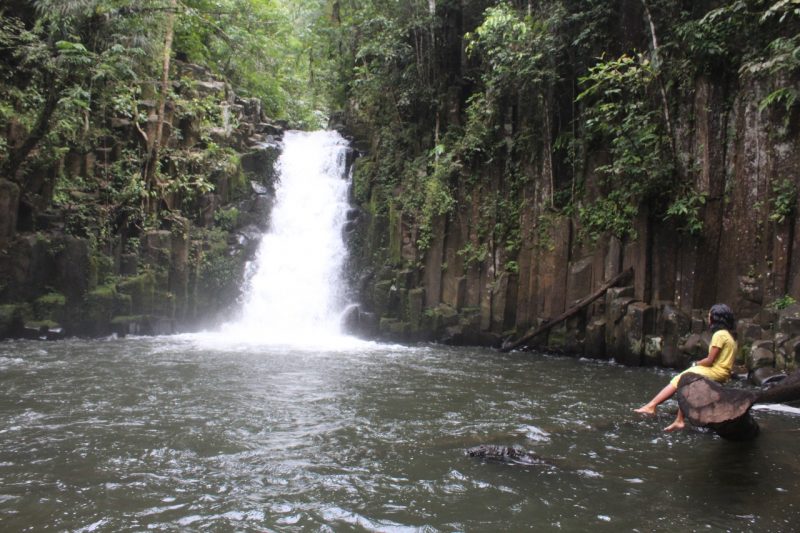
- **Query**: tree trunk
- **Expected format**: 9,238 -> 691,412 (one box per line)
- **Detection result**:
676,370 -> 800,440
2,82 -> 60,180
144,0 -> 177,212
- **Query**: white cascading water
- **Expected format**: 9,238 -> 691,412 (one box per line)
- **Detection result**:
222,130 -> 355,347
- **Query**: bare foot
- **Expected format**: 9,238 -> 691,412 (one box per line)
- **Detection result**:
634,405 -> 656,415
664,420 -> 685,432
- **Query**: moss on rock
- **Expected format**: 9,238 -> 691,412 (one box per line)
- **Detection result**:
118,272 -> 156,315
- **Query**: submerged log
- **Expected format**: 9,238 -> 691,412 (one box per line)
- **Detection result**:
466,445 -> 546,466
501,267 -> 634,352
676,370 -> 800,440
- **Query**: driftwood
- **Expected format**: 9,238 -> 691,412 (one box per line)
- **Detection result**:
676,370 -> 800,440
500,267 -> 634,353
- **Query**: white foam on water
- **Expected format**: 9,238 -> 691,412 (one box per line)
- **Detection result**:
752,403 -> 800,416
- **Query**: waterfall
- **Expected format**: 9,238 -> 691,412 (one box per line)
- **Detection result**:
224,130 -> 355,346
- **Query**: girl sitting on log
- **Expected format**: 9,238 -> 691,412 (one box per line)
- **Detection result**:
635,303 -> 738,431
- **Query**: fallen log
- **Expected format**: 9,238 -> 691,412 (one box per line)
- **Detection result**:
676,370 -> 800,440
500,267 -> 633,353
466,445 -> 547,466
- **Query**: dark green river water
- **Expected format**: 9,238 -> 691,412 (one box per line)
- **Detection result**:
1,335 -> 798,531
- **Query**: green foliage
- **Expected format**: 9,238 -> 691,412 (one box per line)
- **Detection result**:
465,3 -> 562,95
665,190 -> 707,235
577,53 -> 675,240
769,294 -> 797,311
36,292 -> 66,307
177,0 -> 330,125
578,193 -> 639,242
770,178 -> 797,223
457,241 -> 489,269
415,170 -> 456,252
214,207 -> 240,231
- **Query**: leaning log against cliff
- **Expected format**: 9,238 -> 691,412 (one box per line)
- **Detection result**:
500,268 -> 634,353
676,370 -> 800,440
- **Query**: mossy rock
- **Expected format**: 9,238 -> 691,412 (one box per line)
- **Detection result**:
420,304 -> 459,335
33,292 -> 67,323
110,315 -> 146,336
118,272 -> 156,315
83,283 -> 118,333
379,317 -> 410,339
113,292 -> 133,316
0,304 -> 24,338
24,320 -> 60,330
92,253 -> 116,287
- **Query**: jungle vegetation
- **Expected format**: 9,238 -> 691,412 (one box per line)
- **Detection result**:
2,0 -> 799,278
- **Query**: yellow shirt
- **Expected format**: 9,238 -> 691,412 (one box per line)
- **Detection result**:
671,329 -> 737,387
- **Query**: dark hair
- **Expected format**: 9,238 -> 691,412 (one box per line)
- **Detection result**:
709,303 -> 736,335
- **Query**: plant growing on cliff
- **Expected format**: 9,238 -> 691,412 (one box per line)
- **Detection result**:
768,294 -> 797,311
665,190 -> 707,235
769,178 -> 797,224
577,53 -> 676,240
413,145 -> 457,252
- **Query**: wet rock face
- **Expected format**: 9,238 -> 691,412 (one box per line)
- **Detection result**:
0,180 -> 20,245
240,144 -> 281,190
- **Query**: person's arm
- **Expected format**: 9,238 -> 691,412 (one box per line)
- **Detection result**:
695,345 -> 721,367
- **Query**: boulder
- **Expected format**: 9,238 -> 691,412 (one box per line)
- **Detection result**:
680,332 -> 712,360
616,302 -> 655,366
658,303 -> 691,368
407,287 -> 425,332
563,311 -> 586,354
778,337 -> 800,371
584,318 -> 607,359
240,144 -> 281,187
643,335 -> 663,366
777,303 -> 800,337
341,304 -> 378,338
379,317 -> 409,341
421,303 -> 460,335
737,318 -> 766,344
194,80 -> 226,96
750,346 -> 775,369
750,367 -> 787,387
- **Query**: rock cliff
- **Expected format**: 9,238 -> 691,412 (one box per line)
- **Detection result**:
0,62 -> 283,339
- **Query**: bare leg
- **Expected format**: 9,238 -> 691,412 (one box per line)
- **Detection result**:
634,384 -> 677,415
664,408 -> 686,432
